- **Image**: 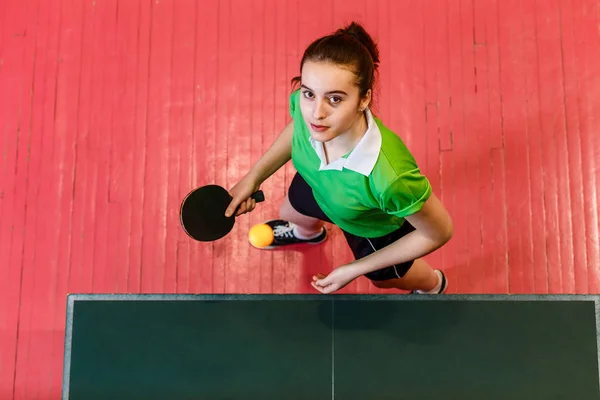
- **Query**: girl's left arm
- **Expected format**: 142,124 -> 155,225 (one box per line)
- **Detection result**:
347,192 -> 454,277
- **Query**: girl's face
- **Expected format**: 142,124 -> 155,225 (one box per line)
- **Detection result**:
299,61 -> 371,143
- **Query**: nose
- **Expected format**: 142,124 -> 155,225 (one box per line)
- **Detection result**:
312,99 -> 327,120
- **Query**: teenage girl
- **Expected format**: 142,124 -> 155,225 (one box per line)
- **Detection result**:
224,21 -> 454,295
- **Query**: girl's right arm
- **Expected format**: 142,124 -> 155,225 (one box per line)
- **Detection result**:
224,120 -> 295,217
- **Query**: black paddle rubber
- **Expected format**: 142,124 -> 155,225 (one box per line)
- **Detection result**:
180,185 -> 265,241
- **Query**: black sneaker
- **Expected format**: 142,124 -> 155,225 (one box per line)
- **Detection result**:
411,270 -> 448,294
251,219 -> 327,249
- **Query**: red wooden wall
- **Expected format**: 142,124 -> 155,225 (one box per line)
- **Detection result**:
1,0 -> 599,398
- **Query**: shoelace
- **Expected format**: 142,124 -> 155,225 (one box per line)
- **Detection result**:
272,224 -> 296,239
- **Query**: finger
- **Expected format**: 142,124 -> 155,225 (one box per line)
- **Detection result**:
247,199 -> 256,213
311,281 -> 325,293
322,285 -> 336,294
315,276 -> 331,287
234,202 -> 248,216
312,280 -> 337,294
225,196 -> 243,217
313,274 -> 326,281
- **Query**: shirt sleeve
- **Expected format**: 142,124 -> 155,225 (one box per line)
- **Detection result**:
379,169 -> 432,218
289,89 -> 299,118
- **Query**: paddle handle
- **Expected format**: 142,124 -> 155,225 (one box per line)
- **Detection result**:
250,190 -> 265,203
229,190 -> 266,217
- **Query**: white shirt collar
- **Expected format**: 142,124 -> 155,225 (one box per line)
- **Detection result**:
308,108 -> 382,176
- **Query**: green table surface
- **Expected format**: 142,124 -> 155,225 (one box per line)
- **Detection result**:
62,294 -> 600,400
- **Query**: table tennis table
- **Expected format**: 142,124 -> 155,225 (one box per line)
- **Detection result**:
61,293 -> 600,399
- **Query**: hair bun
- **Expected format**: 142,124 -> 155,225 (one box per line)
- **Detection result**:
341,23 -> 362,37
335,21 -> 380,66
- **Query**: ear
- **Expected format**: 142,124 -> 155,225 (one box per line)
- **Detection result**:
359,89 -> 372,111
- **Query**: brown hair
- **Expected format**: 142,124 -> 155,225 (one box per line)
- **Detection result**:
291,21 -> 380,104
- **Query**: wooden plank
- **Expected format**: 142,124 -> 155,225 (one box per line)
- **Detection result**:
473,0 -> 493,293
127,0 -> 151,293
486,0 -> 510,293
520,0 -> 550,294
446,0 -> 467,292
533,0 -> 571,293
0,0 -> 39,397
139,0 -> 173,293
45,0 -> 88,396
498,0 -> 534,293
573,0 -> 600,293
13,0 -> 61,397
458,0 -> 483,293
164,0 -> 195,293
558,0 -> 589,295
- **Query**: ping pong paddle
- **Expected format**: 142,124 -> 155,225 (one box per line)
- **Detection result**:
180,184 -> 265,241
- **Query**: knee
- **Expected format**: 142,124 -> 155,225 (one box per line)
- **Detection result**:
279,196 -> 294,219
370,280 -> 391,289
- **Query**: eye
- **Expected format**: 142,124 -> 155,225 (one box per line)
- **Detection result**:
302,90 -> 314,99
329,96 -> 342,104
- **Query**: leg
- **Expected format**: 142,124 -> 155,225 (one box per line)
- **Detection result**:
248,173 -> 329,249
340,221 -> 447,294
279,195 -> 324,237
370,258 -> 443,292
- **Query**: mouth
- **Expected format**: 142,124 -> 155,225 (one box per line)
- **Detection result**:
310,123 -> 329,132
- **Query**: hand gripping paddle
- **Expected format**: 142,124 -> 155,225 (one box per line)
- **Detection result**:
180,184 -> 265,241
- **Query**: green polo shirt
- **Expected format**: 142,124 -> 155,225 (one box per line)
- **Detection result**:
289,89 -> 432,238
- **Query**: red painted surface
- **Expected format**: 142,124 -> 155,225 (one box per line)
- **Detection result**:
0,0 -> 599,397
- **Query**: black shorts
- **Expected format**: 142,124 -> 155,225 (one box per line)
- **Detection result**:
287,172 -> 416,281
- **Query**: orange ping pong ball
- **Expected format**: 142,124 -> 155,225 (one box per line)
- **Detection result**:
248,223 -> 274,248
